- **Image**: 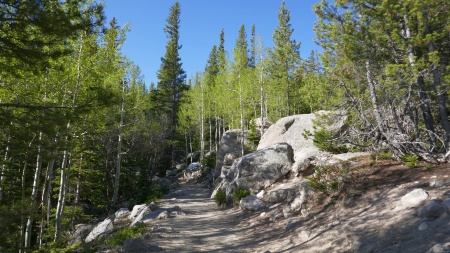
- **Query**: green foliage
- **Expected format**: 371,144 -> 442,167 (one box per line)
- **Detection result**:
202,152 -> 216,169
372,150 -> 393,161
313,128 -> 348,154
307,166 -> 346,195
145,183 -> 170,204
214,188 -> 228,207
232,189 -> 249,204
400,153 -> 420,167
248,120 -> 261,147
106,223 -> 146,246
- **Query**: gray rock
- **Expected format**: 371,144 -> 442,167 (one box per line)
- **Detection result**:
129,204 -> 147,221
418,221 -> 429,231
269,188 -> 294,204
157,210 -> 170,219
258,112 -> 346,152
298,230 -> 311,241
224,143 -> 294,199
130,206 -> 151,227
426,242 -> 450,253
442,199 -> 450,214
70,224 -> 93,245
270,212 -> 283,222
171,210 -> 186,216
85,218 -> 114,243
421,200 -> 444,219
214,130 -> 250,179
149,202 -> 159,211
240,195 -> 266,211
285,218 -> 297,230
290,182 -> 312,211
256,190 -> 265,199
283,205 -> 292,218
332,152 -> 370,161
399,188 -> 428,209
186,162 -> 201,171
115,208 -> 130,219
175,163 -> 187,171
166,169 -> 178,177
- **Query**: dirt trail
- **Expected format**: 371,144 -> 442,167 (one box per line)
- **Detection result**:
123,162 -> 450,253
126,183 -> 282,253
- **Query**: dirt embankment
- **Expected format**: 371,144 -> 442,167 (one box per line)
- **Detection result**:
120,159 -> 450,253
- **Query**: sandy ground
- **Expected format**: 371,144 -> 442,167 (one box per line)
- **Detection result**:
122,159 -> 450,253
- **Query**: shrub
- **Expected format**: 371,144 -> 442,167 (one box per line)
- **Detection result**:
232,189 -> 249,204
202,152 -> 216,169
106,223 -> 146,246
214,188 -> 228,207
400,153 -> 419,167
313,128 -> 348,154
307,166 -> 346,195
145,183 -> 170,203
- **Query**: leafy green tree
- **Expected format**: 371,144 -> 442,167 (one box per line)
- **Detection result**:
313,0 -> 450,157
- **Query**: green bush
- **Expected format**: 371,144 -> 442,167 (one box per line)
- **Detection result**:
232,189 -> 249,204
214,188 -> 228,207
107,223 -> 146,246
307,166 -> 345,195
400,153 -> 419,167
313,128 -> 348,154
202,152 -> 216,168
145,183 -> 170,203
248,120 -> 261,147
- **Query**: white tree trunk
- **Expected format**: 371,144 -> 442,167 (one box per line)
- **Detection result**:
111,79 -> 126,208
25,132 -> 42,250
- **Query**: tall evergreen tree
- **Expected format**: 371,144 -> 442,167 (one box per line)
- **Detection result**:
155,1 -> 187,168
266,1 -> 301,117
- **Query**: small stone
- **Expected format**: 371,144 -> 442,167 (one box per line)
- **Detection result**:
270,212 -> 283,222
256,190 -> 265,199
421,200 -> 444,219
426,242 -> 450,253
399,188 -> 428,209
283,205 -> 292,218
435,180 -> 445,188
418,222 -> 429,231
157,210 -> 170,219
285,218 -> 296,230
298,230 -> 311,241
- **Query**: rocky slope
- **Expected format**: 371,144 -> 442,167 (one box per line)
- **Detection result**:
81,113 -> 450,252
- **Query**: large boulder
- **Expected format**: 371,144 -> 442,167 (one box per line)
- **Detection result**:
240,195 -> 266,211
70,224 -> 93,245
258,112 -> 347,175
85,217 -> 114,243
214,142 -> 294,199
214,130 -> 250,179
257,114 -> 318,151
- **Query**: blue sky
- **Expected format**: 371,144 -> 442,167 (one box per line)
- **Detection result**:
103,0 -> 321,86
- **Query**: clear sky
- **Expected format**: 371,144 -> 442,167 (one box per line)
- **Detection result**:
103,0 -> 321,86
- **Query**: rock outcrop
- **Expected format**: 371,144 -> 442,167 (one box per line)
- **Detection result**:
214,130 -> 250,179
257,112 -> 347,175
213,142 -> 294,200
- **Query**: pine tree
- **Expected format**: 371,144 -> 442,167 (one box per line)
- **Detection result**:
0,0 -> 104,76
266,1 -> 301,117
154,1 -> 187,168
